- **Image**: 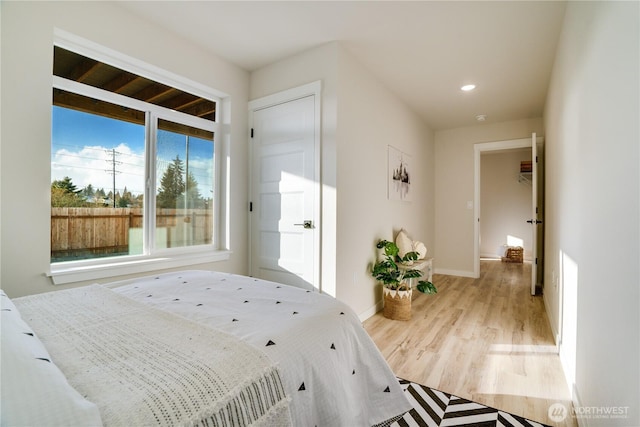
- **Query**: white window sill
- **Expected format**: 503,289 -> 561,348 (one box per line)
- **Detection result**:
47,249 -> 231,285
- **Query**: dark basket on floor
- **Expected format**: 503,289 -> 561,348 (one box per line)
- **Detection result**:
502,246 -> 523,263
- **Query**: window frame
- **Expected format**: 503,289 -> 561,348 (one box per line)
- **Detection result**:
48,31 -> 230,285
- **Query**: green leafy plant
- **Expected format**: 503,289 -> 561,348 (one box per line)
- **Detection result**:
371,239 -> 437,294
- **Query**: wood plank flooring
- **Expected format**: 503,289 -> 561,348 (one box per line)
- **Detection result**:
363,259 -> 577,427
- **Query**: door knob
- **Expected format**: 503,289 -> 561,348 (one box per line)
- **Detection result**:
294,220 -> 313,229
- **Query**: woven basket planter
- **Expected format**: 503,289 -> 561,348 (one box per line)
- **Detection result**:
383,287 -> 412,321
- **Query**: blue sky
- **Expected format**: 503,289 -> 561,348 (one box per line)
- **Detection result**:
51,107 -> 214,197
52,106 -> 145,153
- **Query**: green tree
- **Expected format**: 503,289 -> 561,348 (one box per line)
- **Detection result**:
157,156 -> 186,209
185,171 -> 201,208
157,156 -> 202,209
81,184 -> 95,199
51,177 -> 86,207
118,186 -> 133,207
52,176 -> 80,194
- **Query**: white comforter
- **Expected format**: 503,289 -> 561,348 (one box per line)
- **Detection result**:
111,270 -> 412,426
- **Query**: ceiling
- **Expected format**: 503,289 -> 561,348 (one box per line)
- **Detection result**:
118,1 -> 567,130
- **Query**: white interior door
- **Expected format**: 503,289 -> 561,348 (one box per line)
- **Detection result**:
249,94 -> 318,290
529,132 -> 544,295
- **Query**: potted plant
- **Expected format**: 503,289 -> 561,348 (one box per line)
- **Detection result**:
371,239 -> 437,320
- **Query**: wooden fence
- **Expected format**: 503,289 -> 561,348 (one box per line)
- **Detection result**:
51,207 -> 212,261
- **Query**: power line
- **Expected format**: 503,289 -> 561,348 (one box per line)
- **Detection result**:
52,162 -> 144,176
53,143 -> 145,159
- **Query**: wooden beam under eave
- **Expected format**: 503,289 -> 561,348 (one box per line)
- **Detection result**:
103,74 -> 142,94
68,58 -> 101,84
157,119 -> 214,140
176,101 -> 216,121
132,84 -> 175,104
174,98 -> 203,112
161,92 -> 199,111
53,89 -> 146,126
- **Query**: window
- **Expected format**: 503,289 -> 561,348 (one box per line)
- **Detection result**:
154,119 -> 215,250
50,40 -> 226,283
51,95 -> 146,261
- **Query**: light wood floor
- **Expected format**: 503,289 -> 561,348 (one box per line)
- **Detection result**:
363,259 -> 577,427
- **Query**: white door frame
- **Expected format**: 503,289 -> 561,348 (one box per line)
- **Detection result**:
473,136 -> 543,279
247,81 -> 322,290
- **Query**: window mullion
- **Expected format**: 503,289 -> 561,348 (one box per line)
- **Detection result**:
145,112 -> 158,255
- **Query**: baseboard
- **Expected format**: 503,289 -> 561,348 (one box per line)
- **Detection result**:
481,253 -> 533,262
434,268 -> 476,278
480,252 -> 501,259
573,384 -> 585,427
359,299 -> 383,322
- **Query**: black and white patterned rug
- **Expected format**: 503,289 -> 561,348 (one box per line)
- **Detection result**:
393,378 -> 551,427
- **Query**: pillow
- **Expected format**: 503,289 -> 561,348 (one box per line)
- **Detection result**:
1,291 -> 103,427
395,229 -> 413,258
412,241 -> 428,260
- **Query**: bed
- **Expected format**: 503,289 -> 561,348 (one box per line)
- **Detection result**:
1,270 -> 412,426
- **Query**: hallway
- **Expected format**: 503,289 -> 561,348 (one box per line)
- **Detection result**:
364,260 -> 576,427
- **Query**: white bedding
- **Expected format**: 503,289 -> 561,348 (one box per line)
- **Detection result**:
6,270 -> 411,426
111,270 -> 411,426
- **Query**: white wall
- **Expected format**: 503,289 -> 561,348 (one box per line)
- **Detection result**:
334,47 -> 434,318
434,119 -> 543,276
480,149 -> 533,260
250,43 -> 435,318
0,2 -> 250,298
543,1 -> 639,424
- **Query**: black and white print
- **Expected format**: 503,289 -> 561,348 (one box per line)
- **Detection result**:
389,145 -> 412,202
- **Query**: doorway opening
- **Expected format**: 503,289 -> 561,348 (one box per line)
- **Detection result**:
480,148 -> 532,262
473,134 -> 544,295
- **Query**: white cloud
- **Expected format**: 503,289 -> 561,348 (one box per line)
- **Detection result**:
52,143 -> 145,195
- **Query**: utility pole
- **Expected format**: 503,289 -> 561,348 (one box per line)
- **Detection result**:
185,136 -> 189,210
105,148 -> 122,208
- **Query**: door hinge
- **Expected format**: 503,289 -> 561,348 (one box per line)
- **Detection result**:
249,201 -> 253,212
250,128 -> 254,138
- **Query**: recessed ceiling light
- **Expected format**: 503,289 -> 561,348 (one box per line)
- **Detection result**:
476,114 -> 487,122
461,84 -> 476,91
